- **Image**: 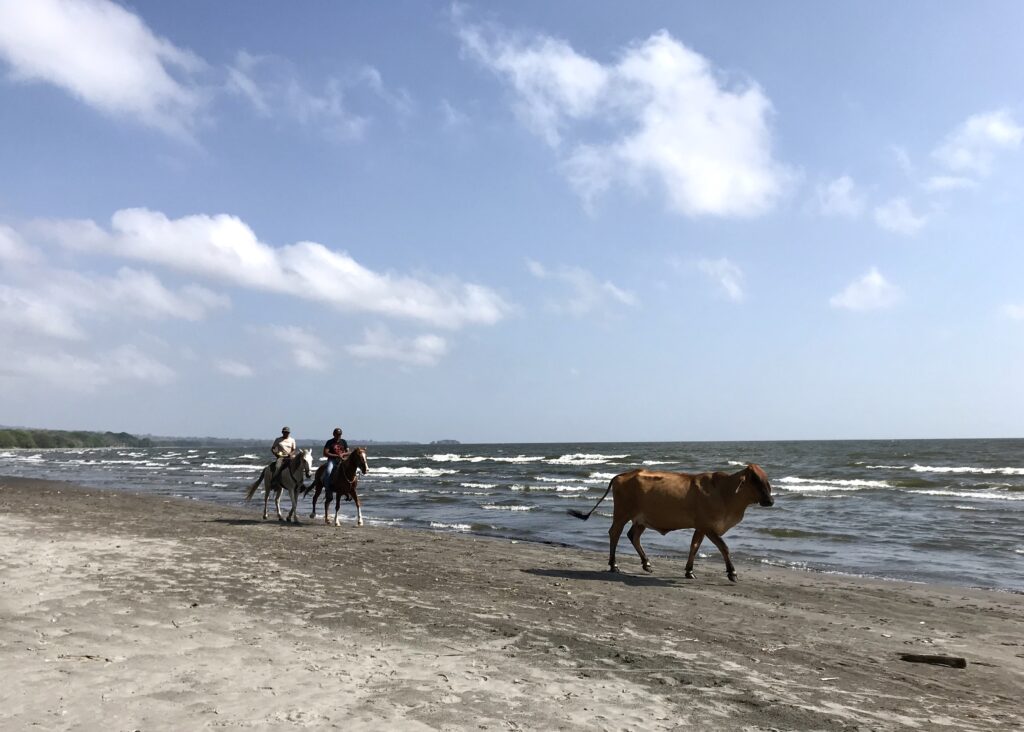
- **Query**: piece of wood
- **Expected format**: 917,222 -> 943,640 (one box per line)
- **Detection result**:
898,653 -> 967,669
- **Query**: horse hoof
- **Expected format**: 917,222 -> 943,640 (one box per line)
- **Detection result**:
642,563 -> 653,573
727,572 -> 737,583
685,570 -> 695,579
309,513 -> 316,519
609,564 -> 620,573
357,520 -> 364,527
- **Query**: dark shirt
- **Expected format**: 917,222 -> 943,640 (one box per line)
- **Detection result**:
324,437 -> 348,458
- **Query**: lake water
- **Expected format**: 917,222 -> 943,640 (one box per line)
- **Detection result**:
2,439 -> 1021,592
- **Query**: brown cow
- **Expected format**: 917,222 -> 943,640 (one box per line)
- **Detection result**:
569,463 -> 774,582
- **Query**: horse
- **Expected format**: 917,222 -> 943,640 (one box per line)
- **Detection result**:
303,447 -> 369,527
245,449 -> 313,523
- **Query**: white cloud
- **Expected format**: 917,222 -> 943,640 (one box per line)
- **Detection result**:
268,325 -> 329,372
347,325 -> 448,366
697,258 -> 744,302
0,224 -> 38,264
0,0 -> 206,139
27,208 -> 509,329
457,15 -> 788,217
0,344 -> 175,392
933,109 -> 1023,175
923,175 -> 977,192
1002,304 -> 1024,321
226,52 -> 411,142
817,175 -> 865,217
873,197 -> 927,236
527,259 -> 637,316
830,268 -> 902,311
0,267 -> 228,341
0,284 -> 86,339
215,359 -> 254,377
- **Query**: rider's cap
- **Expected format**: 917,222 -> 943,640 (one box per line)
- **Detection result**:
282,426 -> 291,433
333,427 -> 342,436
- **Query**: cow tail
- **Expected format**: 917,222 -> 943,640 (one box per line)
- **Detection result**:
244,469 -> 266,501
568,477 -> 615,521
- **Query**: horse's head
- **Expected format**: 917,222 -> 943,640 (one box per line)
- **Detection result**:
300,448 -> 313,478
353,446 -> 368,475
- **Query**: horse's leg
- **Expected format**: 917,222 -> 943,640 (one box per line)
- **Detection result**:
309,479 -> 321,519
288,481 -> 301,524
353,488 -> 363,527
262,475 -> 271,520
274,484 -> 285,522
333,492 -> 342,527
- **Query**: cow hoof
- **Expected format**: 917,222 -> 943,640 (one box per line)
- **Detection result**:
685,570 -> 695,579
727,572 -> 737,583
642,563 -> 653,573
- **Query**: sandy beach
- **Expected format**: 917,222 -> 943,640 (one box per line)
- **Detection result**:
1,477 -> 1021,731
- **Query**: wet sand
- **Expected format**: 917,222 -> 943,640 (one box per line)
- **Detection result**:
1,476 -> 1021,730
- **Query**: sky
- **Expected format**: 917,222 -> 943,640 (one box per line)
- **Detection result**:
1,0 -> 1022,443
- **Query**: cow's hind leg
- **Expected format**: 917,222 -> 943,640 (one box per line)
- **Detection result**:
685,530 -> 705,579
705,531 -> 737,582
607,518 -> 626,572
627,523 -> 653,572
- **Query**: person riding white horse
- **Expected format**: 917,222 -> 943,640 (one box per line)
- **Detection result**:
269,426 -> 297,486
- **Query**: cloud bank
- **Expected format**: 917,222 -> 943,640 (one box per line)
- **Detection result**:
30,208 -> 510,330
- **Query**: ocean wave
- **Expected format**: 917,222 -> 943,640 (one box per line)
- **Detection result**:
429,453 -> 487,463
778,475 -> 892,493
460,482 -> 497,489
911,464 -> 1024,476
430,521 -> 472,531
481,504 -> 536,511
398,488 -> 426,493
915,489 -> 1024,502
642,460 -> 672,465
548,453 -> 628,465
865,464 -> 906,470
201,462 -> 265,470
373,466 -> 458,477
489,455 -> 546,463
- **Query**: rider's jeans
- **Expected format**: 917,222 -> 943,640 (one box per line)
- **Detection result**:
324,457 -> 340,481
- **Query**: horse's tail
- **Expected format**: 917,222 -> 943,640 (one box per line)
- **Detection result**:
245,468 -> 268,501
302,466 -> 322,498
568,477 -> 616,521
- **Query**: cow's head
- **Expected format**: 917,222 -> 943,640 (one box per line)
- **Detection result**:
744,463 -> 774,507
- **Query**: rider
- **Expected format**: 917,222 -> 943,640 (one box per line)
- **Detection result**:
270,426 -> 297,482
322,427 -> 349,485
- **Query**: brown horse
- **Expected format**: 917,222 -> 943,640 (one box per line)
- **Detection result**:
303,447 -> 369,526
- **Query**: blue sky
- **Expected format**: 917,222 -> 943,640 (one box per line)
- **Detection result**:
1,0 -> 1022,442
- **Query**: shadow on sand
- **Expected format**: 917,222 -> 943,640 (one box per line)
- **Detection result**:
207,518 -> 306,527
523,567 -> 685,588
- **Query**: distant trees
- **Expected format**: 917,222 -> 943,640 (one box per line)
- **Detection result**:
0,429 -> 152,449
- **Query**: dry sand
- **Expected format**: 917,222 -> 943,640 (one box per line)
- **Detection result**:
1,477 -> 1021,731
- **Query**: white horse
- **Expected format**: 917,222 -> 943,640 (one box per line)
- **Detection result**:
245,449 -> 313,523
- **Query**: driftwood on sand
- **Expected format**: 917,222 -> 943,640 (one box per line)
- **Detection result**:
898,653 -> 968,669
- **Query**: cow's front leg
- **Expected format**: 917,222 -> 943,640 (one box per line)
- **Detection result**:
705,531 -> 736,582
685,530 -> 705,579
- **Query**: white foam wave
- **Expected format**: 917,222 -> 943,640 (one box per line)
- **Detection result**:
201,462 -> 264,471
779,477 -> 890,489
916,489 -> 1024,502
460,482 -> 497,489
239,453 -> 259,460
489,455 -> 546,463
430,521 -> 472,531
865,464 -> 905,470
642,460 -> 672,465
373,466 -> 458,477
589,472 -> 616,480
911,464 -> 1024,476
398,488 -> 425,493
549,453 -> 627,465
481,504 -> 536,511
429,453 -> 487,463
